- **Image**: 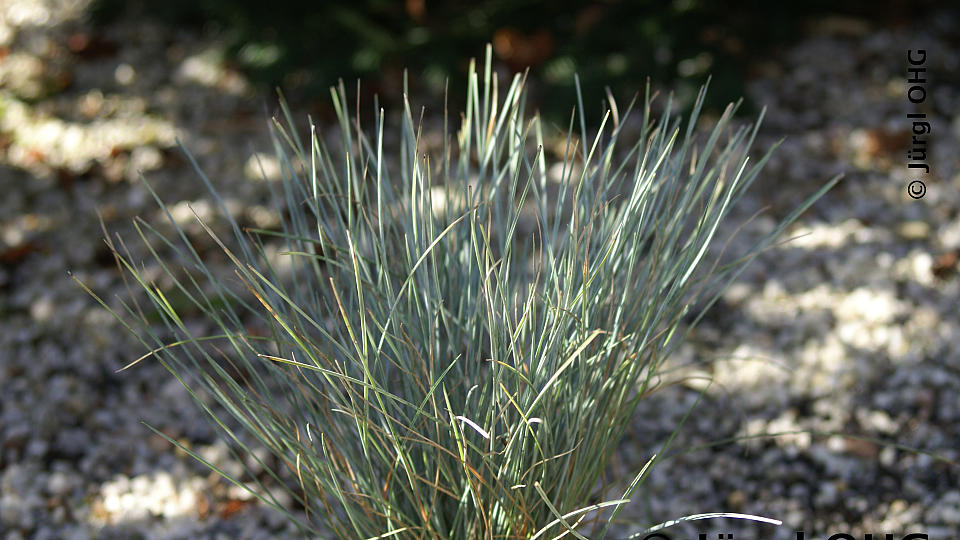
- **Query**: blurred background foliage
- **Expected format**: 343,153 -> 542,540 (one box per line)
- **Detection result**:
90,0 -> 915,125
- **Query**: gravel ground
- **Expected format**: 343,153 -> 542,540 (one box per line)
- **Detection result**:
1,2 -> 959,539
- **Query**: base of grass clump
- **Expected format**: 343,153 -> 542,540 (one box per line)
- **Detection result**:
77,45 -> 838,539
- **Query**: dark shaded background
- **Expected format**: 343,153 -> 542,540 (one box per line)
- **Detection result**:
90,0 -> 931,123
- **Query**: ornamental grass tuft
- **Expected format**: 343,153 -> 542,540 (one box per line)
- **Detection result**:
78,46 -> 837,539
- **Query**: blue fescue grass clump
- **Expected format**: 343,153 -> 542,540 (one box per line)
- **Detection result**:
77,46 -> 836,539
